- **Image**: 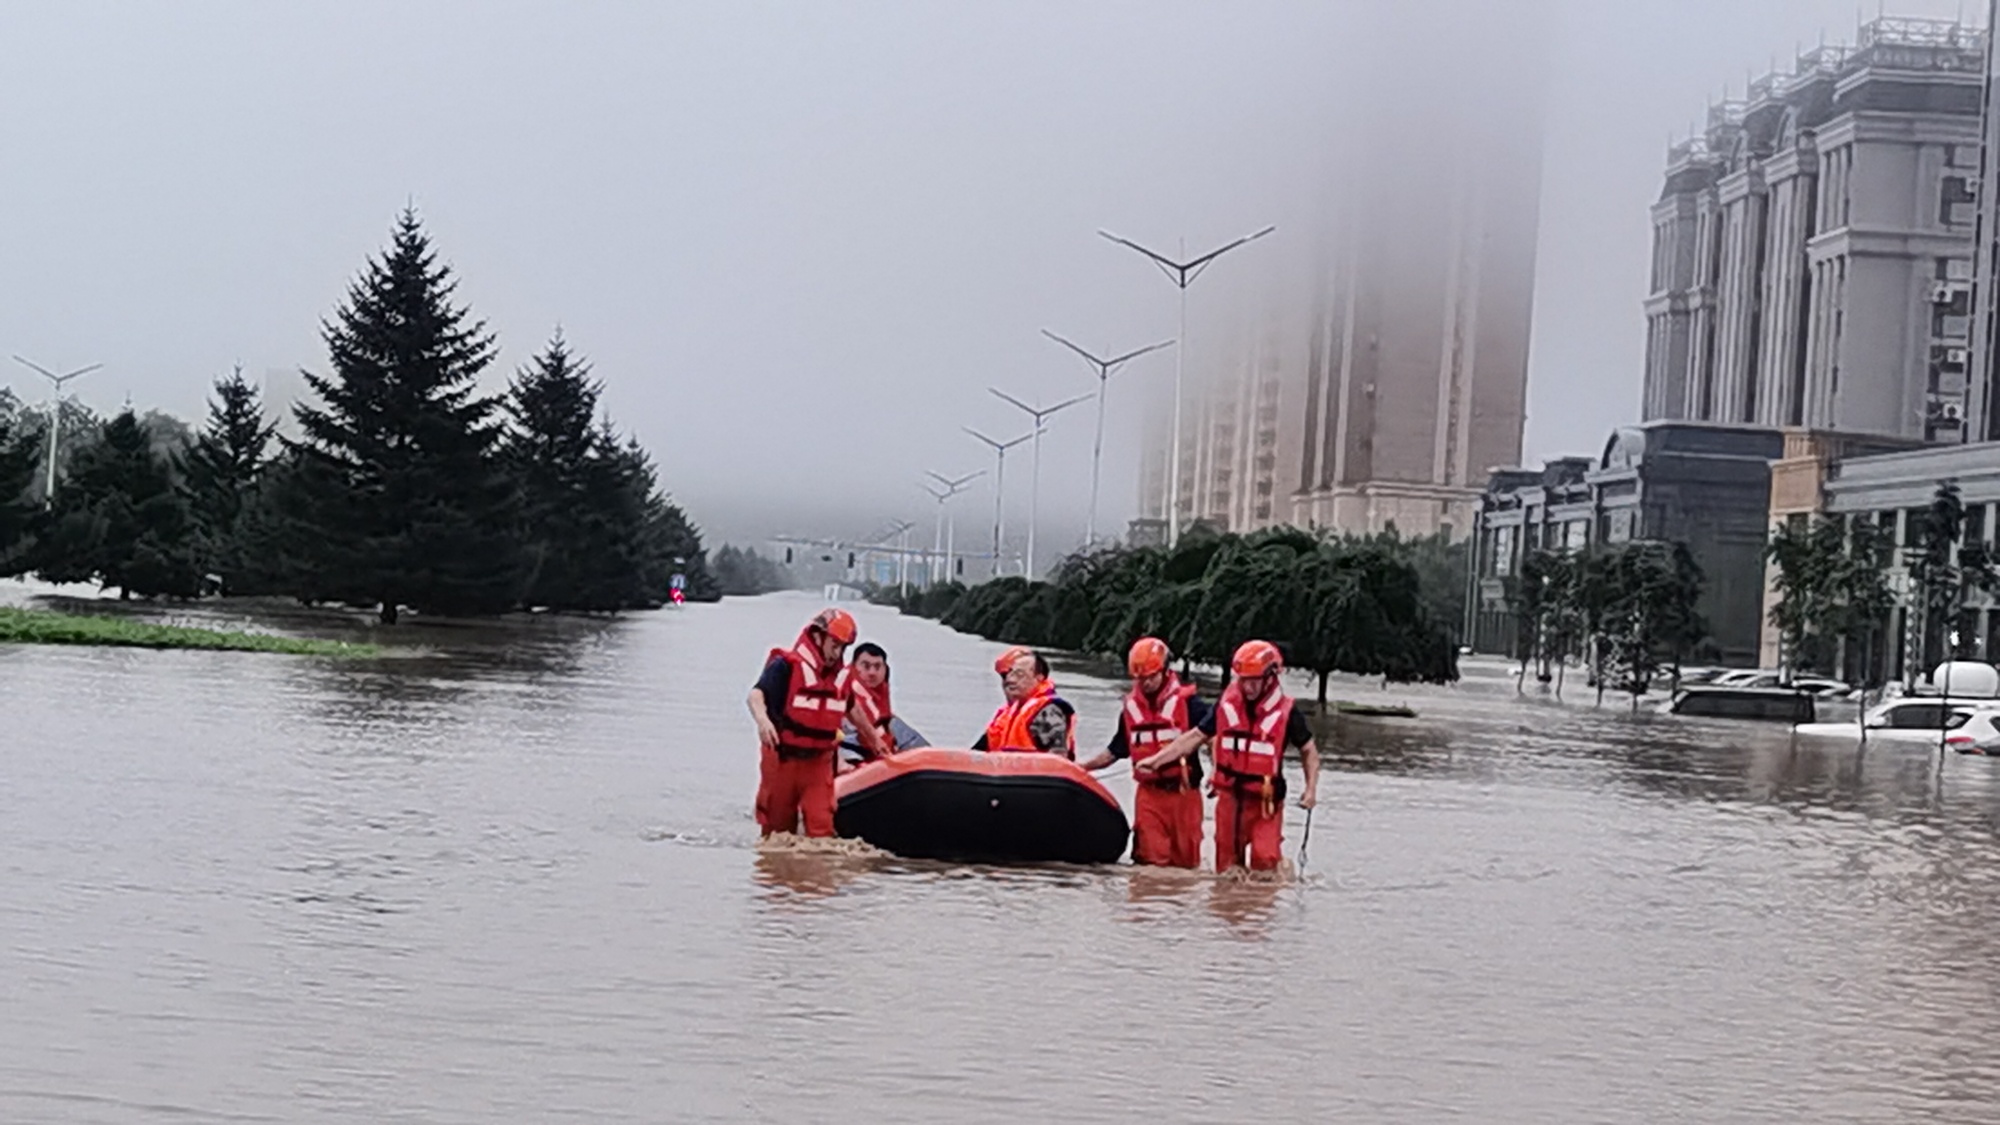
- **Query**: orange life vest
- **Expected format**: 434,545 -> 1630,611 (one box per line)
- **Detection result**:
852,677 -> 895,750
767,632 -> 854,759
984,679 -> 1074,755
1212,678 -> 1293,788
1123,675 -> 1195,788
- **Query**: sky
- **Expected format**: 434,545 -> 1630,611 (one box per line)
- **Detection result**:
0,0 -> 1985,552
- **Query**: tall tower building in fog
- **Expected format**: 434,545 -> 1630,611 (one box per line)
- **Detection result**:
1139,5 -> 1547,541
1641,17 -> 1985,441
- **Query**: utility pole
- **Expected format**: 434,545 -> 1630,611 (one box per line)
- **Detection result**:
923,471 -> 982,585
1040,329 -> 1173,547
964,427 -> 1032,576
12,355 -> 102,507
988,387 -> 1089,580
1098,225 -> 1274,544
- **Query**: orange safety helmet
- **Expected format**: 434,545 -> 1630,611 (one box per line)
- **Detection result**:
811,607 -> 858,645
1127,636 -> 1171,678
1231,639 -> 1283,678
993,645 -> 1034,675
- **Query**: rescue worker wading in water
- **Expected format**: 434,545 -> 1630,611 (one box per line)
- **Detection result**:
972,646 -> 1076,757
747,609 -> 889,837
1079,637 -> 1209,868
1136,639 -> 1319,872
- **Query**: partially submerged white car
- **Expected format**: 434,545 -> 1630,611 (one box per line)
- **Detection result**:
1794,697 -> 2000,750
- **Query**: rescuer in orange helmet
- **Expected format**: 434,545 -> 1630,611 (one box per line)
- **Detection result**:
972,645 -> 1076,757
748,608 -> 889,836
1079,636 -> 1211,868
1135,639 -> 1319,872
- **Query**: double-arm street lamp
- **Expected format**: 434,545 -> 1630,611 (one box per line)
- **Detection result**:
1097,225 -> 1274,544
1040,330 -> 1173,547
923,470 -> 983,585
12,355 -> 102,506
963,427 -> 1032,577
988,387 -> 1089,581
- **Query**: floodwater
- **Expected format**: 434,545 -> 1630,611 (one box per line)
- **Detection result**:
6,588 -> 2000,1123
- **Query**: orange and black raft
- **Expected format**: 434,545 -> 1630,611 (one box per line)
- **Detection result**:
835,748 -> 1130,864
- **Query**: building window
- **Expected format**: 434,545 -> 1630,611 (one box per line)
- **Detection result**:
1605,509 -> 1635,543
1942,176 -> 1977,225
1968,503 -> 1988,546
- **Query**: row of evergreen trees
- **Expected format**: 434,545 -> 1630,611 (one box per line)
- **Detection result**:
880,526 -> 1466,703
711,544 -> 793,596
0,211 -> 715,619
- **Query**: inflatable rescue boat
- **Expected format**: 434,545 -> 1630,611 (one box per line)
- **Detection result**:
835,747 -> 1130,864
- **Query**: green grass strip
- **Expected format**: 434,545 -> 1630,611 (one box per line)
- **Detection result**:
0,607 -> 379,657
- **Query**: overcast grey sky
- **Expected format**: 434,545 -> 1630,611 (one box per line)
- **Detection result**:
0,0 -> 1980,548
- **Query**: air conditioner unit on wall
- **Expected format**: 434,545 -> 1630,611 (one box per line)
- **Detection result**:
1932,282 -> 1956,304
1947,347 -> 1970,366
1941,401 -> 1966,423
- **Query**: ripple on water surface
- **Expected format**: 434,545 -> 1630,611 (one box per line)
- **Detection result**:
5,591 -> 2000,1122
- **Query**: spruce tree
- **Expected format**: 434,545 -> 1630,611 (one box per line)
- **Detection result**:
0,401 -> 42,574
185,366 -> 276,592
503,334 -> 714,611
503,331 -> 605,609
289,210 -> 523,623
615,433 -> 716,604
36,409 -> 201,598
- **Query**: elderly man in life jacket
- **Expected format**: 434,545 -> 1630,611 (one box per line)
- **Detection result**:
1135,639 -> 1319,873
971,645 -> 1076,757
1079,637 -> 1211,868
748,608 -> 889,837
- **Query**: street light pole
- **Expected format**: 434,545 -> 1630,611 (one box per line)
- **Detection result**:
924,470 -> 982,585
1040,330 -> 1174,547
989,388 -> 1090,581
964,427 -> 1032,576
12,355 -> 103,507
1097,225 -> 1274,545
897,524 -> 911,595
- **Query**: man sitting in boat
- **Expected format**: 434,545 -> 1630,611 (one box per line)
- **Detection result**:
1078,637 -> 1209,868
838,643 -> 930,769
972,645 -> 1076,758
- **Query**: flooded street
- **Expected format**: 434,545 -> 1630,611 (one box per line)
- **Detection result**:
8,590 -> 2000,1123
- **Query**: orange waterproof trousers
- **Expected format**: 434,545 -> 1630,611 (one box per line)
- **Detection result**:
1214,785 -> 1283,872
756,745 -> 836,837
1132,783 -> 1204,868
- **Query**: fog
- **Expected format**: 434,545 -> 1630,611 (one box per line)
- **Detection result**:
0,0 -> 1981,551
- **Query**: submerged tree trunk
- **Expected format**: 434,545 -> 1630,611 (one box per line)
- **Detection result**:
1317,670 -> 1329,707
380,600 -> 398,625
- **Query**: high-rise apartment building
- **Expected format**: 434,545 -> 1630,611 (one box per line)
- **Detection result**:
1969,1 -> 2000,439
1641,17 -> 1986,442
1138,7 -> 1547,542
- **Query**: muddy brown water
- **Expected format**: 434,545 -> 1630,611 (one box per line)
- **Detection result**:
6,588 -> 2000,1122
